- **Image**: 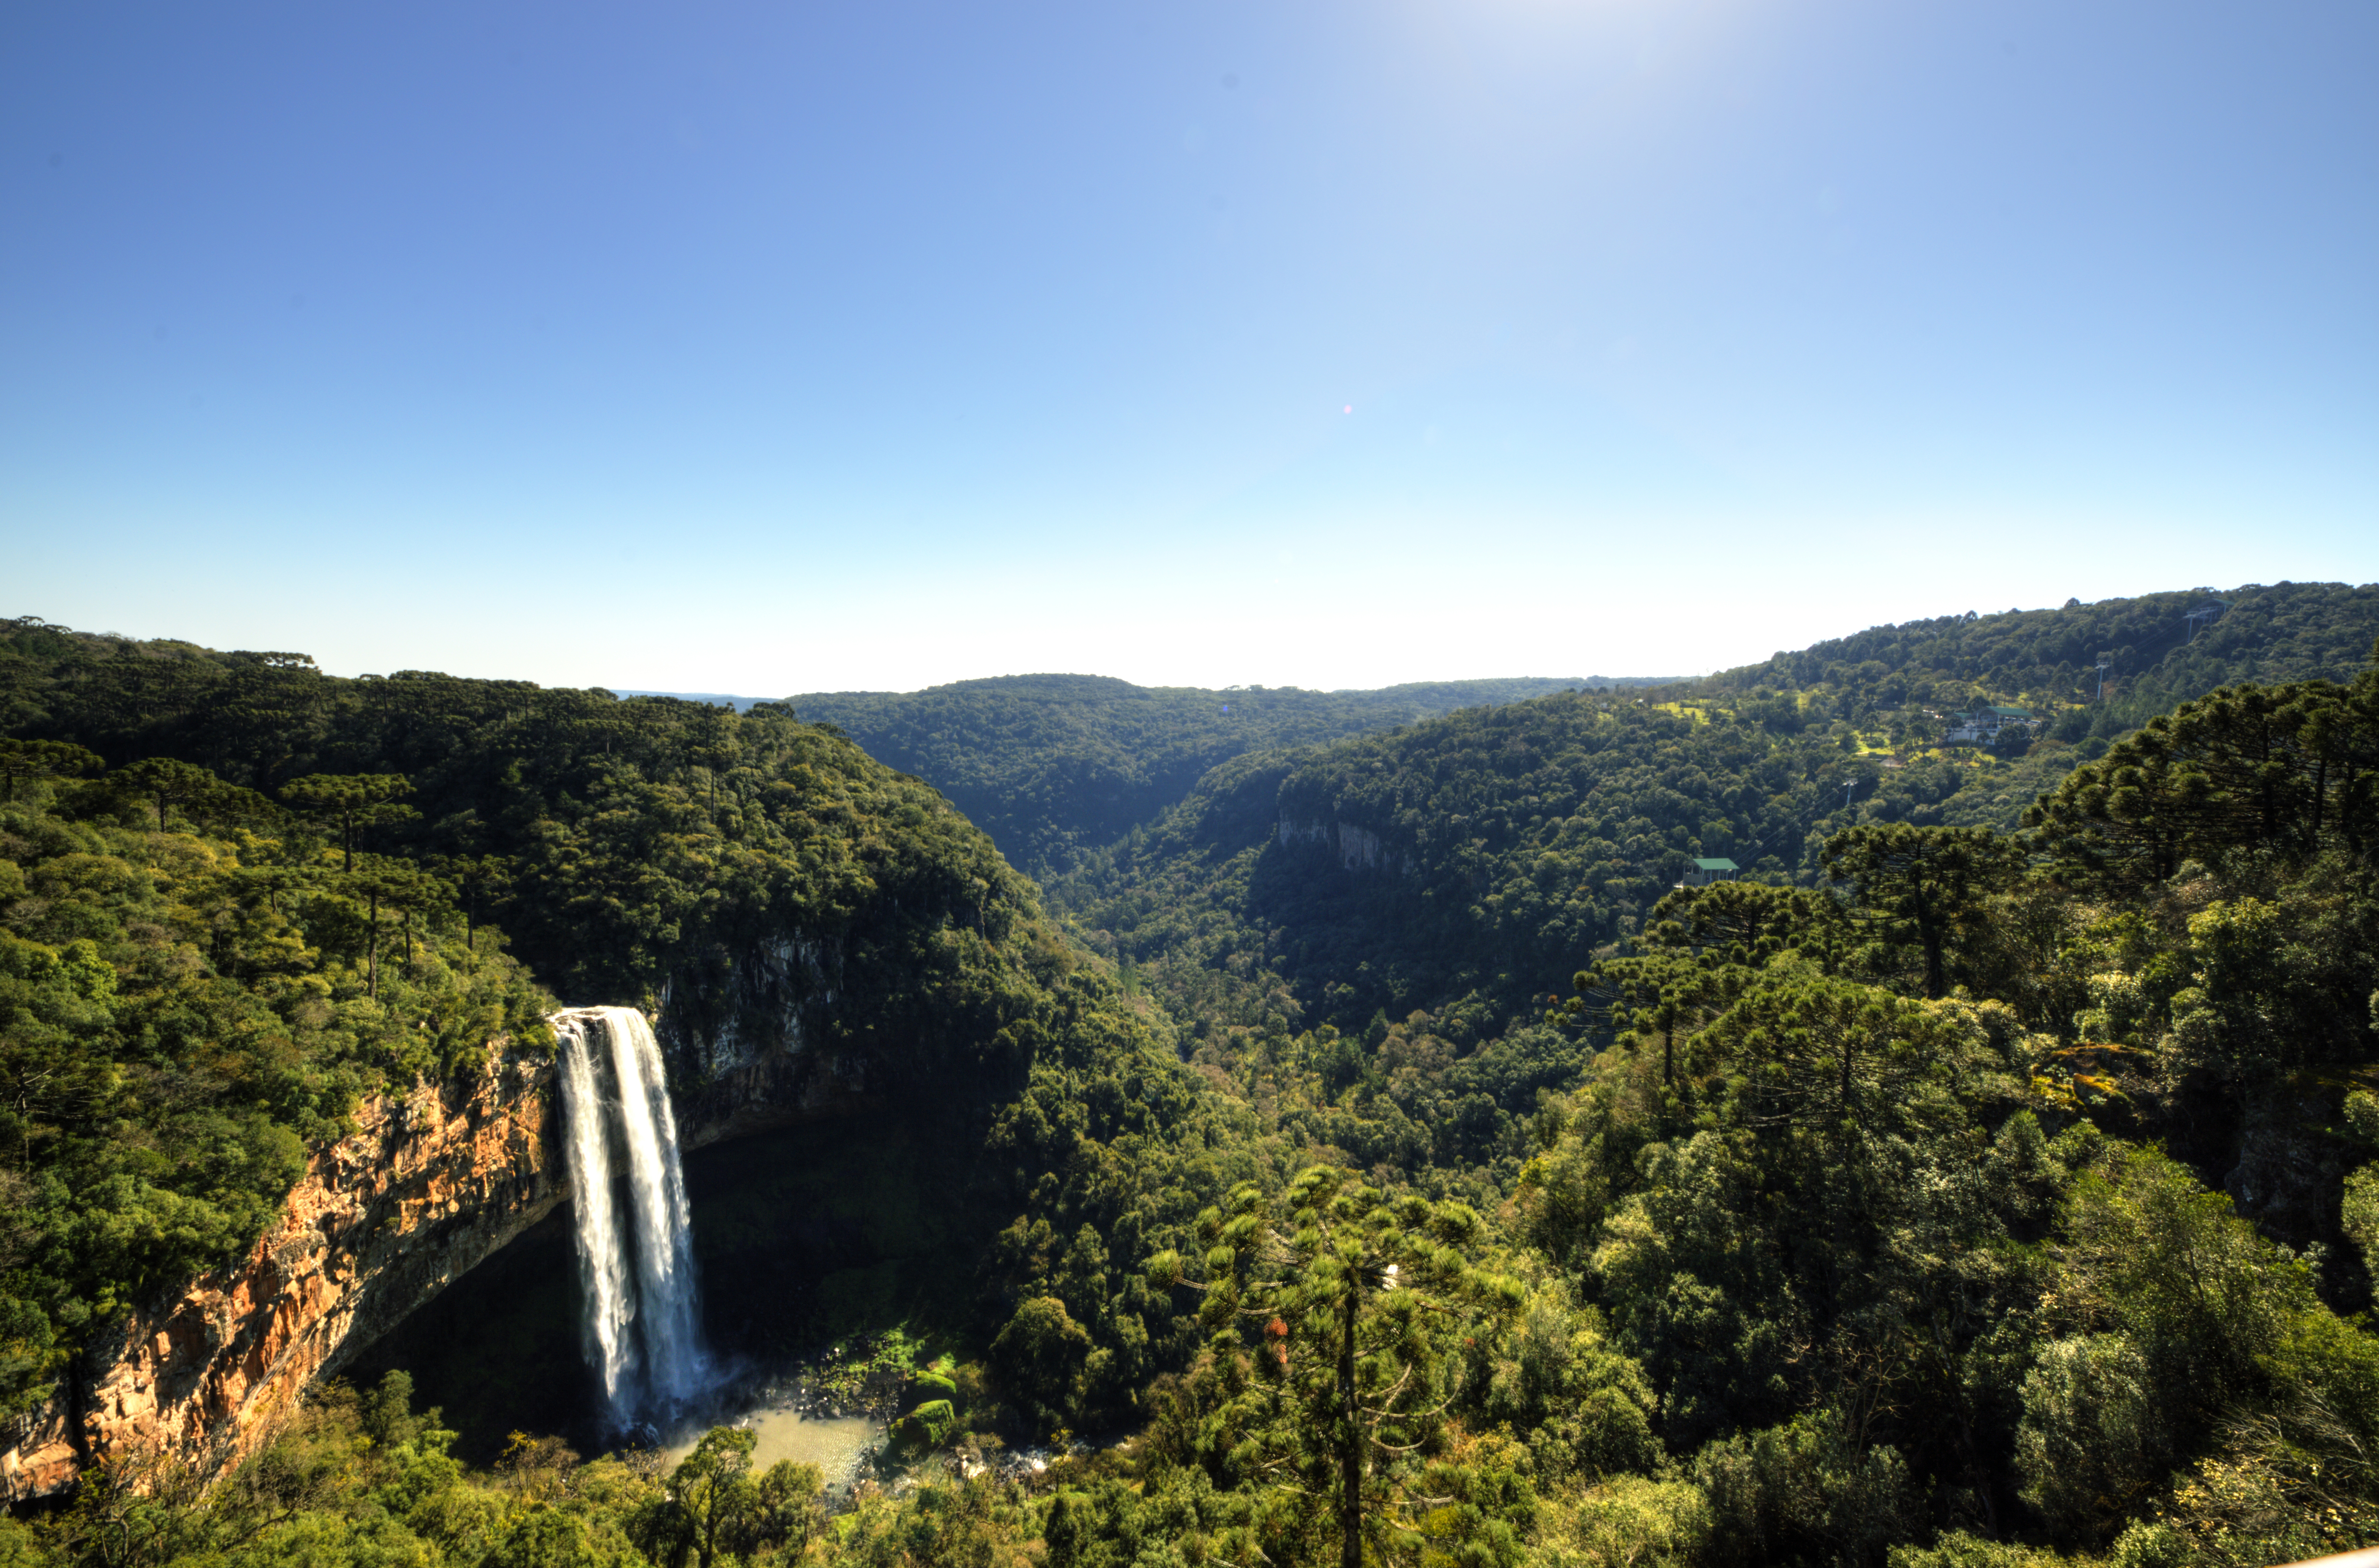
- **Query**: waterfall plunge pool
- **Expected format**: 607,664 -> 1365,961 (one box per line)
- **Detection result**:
349,1102 -> 974,1465
661,1410 -> 883,1488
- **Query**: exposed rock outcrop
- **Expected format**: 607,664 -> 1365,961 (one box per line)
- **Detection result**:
0,984 -> 888,1504
2222,1082 -> 2352,1252
659,934 -> 844,1082
1,1044 -> 563,1502
1278,816 -> 1410,875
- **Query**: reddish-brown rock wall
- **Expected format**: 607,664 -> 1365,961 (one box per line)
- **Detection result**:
0,1042 -> 562,1502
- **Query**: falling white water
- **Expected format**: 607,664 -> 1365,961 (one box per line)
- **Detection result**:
552,1006 -> 711,1426
557,1025 -> 633,1408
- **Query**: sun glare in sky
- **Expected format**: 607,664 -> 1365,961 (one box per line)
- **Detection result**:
2,0 -> 2373,693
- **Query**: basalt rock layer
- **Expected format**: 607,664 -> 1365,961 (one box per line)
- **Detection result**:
0,999 -> 882,1503
0,1044 -> 563,1502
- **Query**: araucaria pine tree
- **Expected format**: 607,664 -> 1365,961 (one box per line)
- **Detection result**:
1150,1166 -> 1525,1568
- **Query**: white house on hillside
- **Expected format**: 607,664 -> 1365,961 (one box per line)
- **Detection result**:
1945,706 -> 2035,745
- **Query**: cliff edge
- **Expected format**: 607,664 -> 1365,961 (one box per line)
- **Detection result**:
0,1043 -> 561,1502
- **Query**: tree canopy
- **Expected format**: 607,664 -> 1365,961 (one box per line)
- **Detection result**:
6,604 -> 2379,1568
791,673 -> 1593,877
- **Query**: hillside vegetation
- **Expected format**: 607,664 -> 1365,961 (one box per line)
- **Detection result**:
796,585 -> 2377,893
0,619 -> 1242,1452
791,674 -> 1597,876
1696,579 -> 2379,745
1051,696 -> 2012,1049
1054,581 -> 2379,1045
5,600 -> 2379,1568
0,768 -> 553,1420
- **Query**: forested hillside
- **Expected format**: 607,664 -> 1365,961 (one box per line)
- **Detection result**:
6,606 -> 2379,1568
1054,581 -> 2379,1048
790,674 -> 1592,875
0,618 -> 1240,1455
0,758 -> 554,1422
1041,654 -> 2379,1568
1053,698 -> 2025,1049
2,619 -> 1049,1014
1696,579 -> 2379,740
789,586 -> 2378,893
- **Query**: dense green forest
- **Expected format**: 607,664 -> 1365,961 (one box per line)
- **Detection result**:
792,586 -> 2377,893
1052,581 -> 2379,1048
790,675 -> 1595,876
1696,581 -> 2379,743
0,617 -> 1243,1478
1049,695 -> 2012,1052
4,601 -> 2379,1568
0,753 -> 555,1421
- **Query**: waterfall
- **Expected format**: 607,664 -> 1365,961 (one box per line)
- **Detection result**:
557,1026 -> 633,1407
552,1006 -> 711,1427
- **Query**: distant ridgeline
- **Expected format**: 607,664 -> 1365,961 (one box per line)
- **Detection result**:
1051,580 -> 2379,1043
1695,579 -> 2379,737
6,599 -> 2379,1566
790,673 -> 1609,875
607,689 -> 773,712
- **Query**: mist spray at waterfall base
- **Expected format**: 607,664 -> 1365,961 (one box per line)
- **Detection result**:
552,1006 -> 717,1434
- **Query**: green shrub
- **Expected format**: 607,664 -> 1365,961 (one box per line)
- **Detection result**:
2106,1521 -> 2190,1568
2016,1333 -> 2162,1540
1889,1530 -> 2085,1568
906,1371 -> 958,1411
901,1399 -> 957,1448
1529,1477 -> 1710,1568
2344,1164 -> 2379,1271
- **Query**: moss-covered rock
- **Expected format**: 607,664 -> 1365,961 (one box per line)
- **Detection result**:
900,1398 -> 956,1447
904,1371 -> 958,1412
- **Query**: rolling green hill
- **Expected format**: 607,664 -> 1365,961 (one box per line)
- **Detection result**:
790,673 -> 1599,876
0,617 -> 1231,1440
789,584 -> 2378,895
1696,579 -> 2379,737
1053,581 -> 2379,1043
9,601 -> 2379,1568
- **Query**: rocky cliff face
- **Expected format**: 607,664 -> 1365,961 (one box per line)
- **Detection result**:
0,1044 -> 564,1502
658,934 -> 842,1084
1278,816 -> 1411,875
655,935 -> 905,1150
0,988 -> 887,1504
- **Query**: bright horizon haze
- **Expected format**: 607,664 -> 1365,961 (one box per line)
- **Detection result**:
4,0 -> 2374,693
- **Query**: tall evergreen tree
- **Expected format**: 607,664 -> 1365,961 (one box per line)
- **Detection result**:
1152,1167 -> 1524,1568
279,773 -> 416,872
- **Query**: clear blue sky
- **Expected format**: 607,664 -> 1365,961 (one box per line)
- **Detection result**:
5,0 -> 2373,693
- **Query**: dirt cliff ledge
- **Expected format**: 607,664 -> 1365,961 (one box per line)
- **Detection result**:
0,1043 -> 563,1502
